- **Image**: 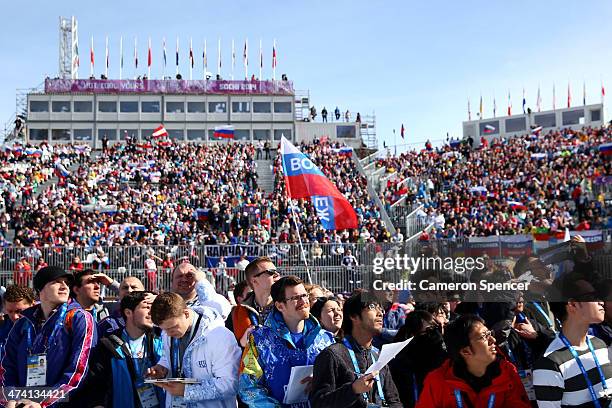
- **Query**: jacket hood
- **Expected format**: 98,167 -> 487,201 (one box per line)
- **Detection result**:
435,358 -> 517,394
191,305 -> 224,337
264,308 -> 323,347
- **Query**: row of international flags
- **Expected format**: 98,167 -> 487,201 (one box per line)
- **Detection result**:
75,37 -> 278,80
468,82 -> 606,120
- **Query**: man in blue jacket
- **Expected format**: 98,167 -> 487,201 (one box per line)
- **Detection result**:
0,266 -> 97,408
84,290 -> 164,408
239,275 -> 334,407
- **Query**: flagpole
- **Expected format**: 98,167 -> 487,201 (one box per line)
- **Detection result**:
217,37 -> 221,77
204,39 -> 207,79
272,39 -> 276,81
190,37 -> 193,80
176,37 -> 179,76
90,36 -> 94,77
280,137 -> 313,284
119,36 -> 123,80
105,36 -> 109,78
245,38 -> 248,80
231,39 -> 235,80
259,38 -> 262,80
148,37 -> 152,79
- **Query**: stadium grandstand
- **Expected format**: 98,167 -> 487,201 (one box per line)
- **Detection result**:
0,17 -> 608,295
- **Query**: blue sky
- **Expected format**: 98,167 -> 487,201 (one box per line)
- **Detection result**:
1,0 -> 611,150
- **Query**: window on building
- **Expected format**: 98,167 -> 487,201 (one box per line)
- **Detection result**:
29,101 -> 49,112
232,102 -> 250,113
253,129 -> 270,140
98,129 -> 118,141
98,101 -> 117,112
73,129 -> 93,141
591,109 -> 601,122
187,102 -> 206,113
273,102 -> 292,113
30,129 -> 48,141
562,110 -> 585,126
141,101 -> 161,113
166,102 -> 185,113
168,129 -> 184,140
534,113 -> 556,128
479,121 -> 500,136
140,129 -> 155,140
505,117 -> 526,133
187,129 -> 206,140
337,126 -> 356,138
73,101 -> 93,112
120,129 -> 138,140
51,129 -> 71,141
120,101 -> 139,113
253,102 -> 272,113
208,102 -> 227,113
52,101 -> 71,113
274,129 -> 292,140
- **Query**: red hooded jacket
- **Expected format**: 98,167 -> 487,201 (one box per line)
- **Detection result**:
416,359 -> 530,408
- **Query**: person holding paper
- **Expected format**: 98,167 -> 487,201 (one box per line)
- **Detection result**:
148,291 -> 241,408
238,275 -> 334,407
309,290 -> 402,408
416,314 -> 530,407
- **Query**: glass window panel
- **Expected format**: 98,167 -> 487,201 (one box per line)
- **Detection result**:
29,101 -> 49,112
74,101 -> 93,112
187,102 -> 206,113
52,101 -> 71,113
141,101 -> 161,113
253,102 -> 271,113
98,101 -> 117,112
166,102 -> 185,113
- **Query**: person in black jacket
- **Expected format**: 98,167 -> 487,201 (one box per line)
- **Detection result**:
309,290 -> 402,408
389,310 -> 447,408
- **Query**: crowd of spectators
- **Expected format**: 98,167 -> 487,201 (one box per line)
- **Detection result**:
378,126 -> 611,238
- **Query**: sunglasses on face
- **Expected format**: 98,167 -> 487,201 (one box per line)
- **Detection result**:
366,303 -> 384,313
254,269 -> 280,278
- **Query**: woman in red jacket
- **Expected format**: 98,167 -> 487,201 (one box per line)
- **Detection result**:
417,314 -> 530,408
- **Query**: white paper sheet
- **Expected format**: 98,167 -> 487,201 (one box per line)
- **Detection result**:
365,337 -> 412,375
283,365 -> 314,405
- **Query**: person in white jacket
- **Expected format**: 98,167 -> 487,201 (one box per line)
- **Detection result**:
148,291 -> 241,408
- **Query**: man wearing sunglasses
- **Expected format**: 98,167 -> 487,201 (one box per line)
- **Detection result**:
310,290 -> 402,408
239,275 -> 334,407
417,314 -> 530,407
534,278 -> 612,407
231,257 -> 281,347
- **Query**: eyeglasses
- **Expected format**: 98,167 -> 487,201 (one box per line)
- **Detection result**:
253,269 -> 280,278
366,303 -> 384,313
473,329 -> 494,342
283,293 -> 309,303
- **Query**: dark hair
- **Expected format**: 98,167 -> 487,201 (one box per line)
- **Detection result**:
120,291 -> 153,320
310,296 -> 341,322
417,302 -> 448,316
341,290 -> 380,335
73,268 -> 95,287
270,275 -> 303,303
3,285 -> 35,305
150,292 -> 186,325
244,256 -> 273,282
394,310 -> 435,341
444,314 -> 485,365
234,280 -> 251,302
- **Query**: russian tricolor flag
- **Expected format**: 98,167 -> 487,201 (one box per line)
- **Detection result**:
281,136 -> 357,230
25,147 -> 43,158
507,200 -> 527,211
599,142 -> 612,156
483,125 -> 496,134
214,125 -> 235,139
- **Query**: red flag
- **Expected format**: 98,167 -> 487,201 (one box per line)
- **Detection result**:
603,82 -> 606,97
272,44 -> 277,68
152,125 -> 168,138
567,82 -> 571,108
400,124 -> 405,139
147,40 -> 152,67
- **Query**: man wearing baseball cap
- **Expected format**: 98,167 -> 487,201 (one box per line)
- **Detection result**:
0,266 -> 97,408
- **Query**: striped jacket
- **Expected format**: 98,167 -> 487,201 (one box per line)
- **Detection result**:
533,334 -> 612,407
0,300 -> 97,407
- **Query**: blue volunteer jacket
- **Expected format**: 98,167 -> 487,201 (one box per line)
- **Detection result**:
239,309 -> 334,407
0,299 -> 97,407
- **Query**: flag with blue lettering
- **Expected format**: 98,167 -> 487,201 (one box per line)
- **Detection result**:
281,136 -> 358,230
